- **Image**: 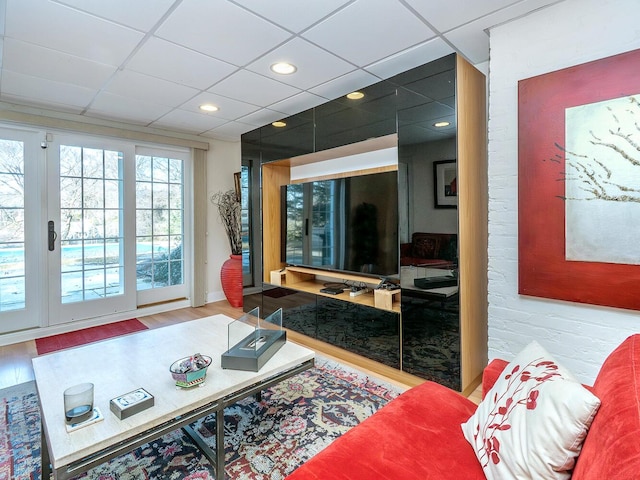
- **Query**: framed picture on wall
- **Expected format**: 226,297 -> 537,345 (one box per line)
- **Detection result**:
518,47 -> 640,311
433,160 -> 457,208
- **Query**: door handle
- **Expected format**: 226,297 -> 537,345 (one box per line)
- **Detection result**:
48,220 -> 57,251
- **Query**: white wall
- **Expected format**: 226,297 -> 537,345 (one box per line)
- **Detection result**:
206,139 -> 241,303
488,0 -> 640,383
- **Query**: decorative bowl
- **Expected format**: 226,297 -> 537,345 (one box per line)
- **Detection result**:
169,354 -> 212,388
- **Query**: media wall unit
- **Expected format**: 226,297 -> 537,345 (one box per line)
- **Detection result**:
242,53 -> 487,395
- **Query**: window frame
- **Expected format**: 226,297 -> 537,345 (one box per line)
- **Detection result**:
135,145 -> 191,306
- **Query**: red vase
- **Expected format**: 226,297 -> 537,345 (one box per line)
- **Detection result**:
220,254 -> 243,308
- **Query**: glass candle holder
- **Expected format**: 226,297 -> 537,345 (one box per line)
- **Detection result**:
64,383 -> 94,425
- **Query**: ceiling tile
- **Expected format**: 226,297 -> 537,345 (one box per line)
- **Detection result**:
365,38 -> 454,79
1,70 -> 96,109
303,0 -> 436,67
404,0 -> 520,32
179,92 -> 260,121
87,92 -> 173,125
245,37 -> 356,90
208,70 -> 302,107
54,0 -> 176,31
444,0 -> 563,64
237,108 -> 287,127
267,91 -> 327,116
0,92 -> 84,115
0,0 -> 555,141
5,0 -> 144,66
126,37 -> 238,90
444,26 -> 490,64
155,0 -> 292,66
309,69 -> 381,101
239,0 -> 351,33
150,109 -> 228,134
201,121 -> 255,140
3,38 -> 117,89
107,70 -> 199,108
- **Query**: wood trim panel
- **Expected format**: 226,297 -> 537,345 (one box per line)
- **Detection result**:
261,163 -> 290,282
456,56 -> 488,392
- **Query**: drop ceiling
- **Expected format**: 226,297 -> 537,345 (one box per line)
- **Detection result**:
0,0 -> 562,142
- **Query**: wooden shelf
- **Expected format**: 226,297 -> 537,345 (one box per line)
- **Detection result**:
270,266 -> 401,313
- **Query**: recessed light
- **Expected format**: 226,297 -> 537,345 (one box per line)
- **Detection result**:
434,121 -> 450,128
346,91 -> 364,100
199,104 -> 219,112
270,62 -> 297,75
272,121 -> 287,128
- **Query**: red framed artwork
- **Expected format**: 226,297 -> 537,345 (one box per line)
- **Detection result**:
518,48 -> 640,311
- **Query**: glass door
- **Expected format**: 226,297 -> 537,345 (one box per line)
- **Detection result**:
0,128 -> 43,334
47,136 -> 136,324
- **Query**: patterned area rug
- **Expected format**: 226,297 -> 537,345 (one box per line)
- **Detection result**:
0,357 -> 403,480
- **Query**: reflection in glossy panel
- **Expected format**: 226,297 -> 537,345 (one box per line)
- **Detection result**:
397,54 -> 459,386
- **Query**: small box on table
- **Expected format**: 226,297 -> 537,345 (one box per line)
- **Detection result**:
110,388 -> 154,420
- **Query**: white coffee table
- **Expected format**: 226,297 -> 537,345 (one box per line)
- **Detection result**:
32,314 -> 315,480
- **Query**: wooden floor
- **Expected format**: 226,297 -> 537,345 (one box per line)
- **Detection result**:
0,300 -> 482,404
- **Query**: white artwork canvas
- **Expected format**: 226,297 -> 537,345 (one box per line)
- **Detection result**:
565,94 -> 640,265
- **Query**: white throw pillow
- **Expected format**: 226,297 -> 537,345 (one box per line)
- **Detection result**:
461,341 -> 601,479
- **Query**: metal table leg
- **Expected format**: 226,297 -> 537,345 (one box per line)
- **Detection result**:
41,419 -> 52,479
216,408 -> 225,479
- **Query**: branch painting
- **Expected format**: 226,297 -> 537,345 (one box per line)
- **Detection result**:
562,94 -> 640,264
518,48 -> 640,311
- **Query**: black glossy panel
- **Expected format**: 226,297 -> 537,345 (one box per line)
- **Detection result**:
262,286 -> 317,338
350,306 -> 400,369
387,54 -> 456,91
314,81 -> 397,151
241,127 -> 262,163
395,54 -> 456,146
260,109 -> 315,163
401,290 -> 460,391
317,297 -> 400,369
243,289 -> 262,314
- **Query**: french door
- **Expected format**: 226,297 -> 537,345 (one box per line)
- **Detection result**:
47,135 -> 136,324
0,128 -> 43,334
0,128 -> 190,334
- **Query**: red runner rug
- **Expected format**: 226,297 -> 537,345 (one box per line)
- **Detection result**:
35,319 -> 148,355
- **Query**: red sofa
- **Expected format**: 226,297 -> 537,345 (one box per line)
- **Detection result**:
400,232 -> 457,267
286,334 -> 640,479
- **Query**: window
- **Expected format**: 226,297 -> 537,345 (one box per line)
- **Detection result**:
0,127 -> 194,334
135,153 -> 185,296
0,139 -> 25,311
59,145 -> 124,303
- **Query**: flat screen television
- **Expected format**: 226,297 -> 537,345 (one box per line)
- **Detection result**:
281,170 -> 399,278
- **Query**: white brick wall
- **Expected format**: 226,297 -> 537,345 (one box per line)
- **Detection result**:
488,0 -> 640,383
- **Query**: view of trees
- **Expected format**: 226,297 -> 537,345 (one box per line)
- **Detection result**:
135,155 -> 184,289
0,139 -> 25,246
0,144 -> 185,310
557,95 -> 640,203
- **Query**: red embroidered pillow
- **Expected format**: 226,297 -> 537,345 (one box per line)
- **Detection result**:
461,341 -> 601,479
